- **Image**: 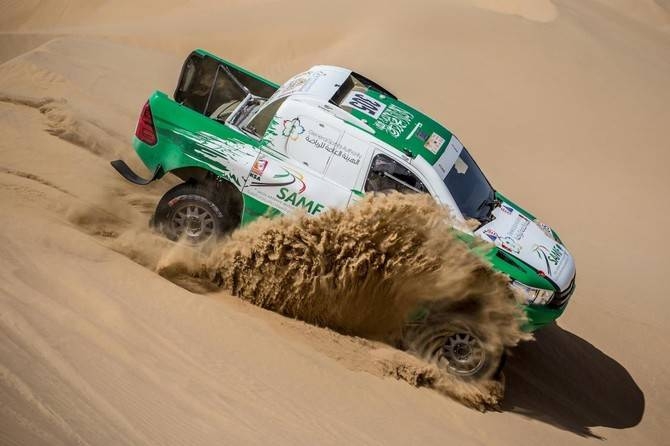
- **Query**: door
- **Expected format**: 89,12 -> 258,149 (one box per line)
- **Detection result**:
241,143 -> 353,220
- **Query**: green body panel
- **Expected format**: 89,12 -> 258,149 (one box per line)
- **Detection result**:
241,194 -> 281,225
137,91 -> 261,188
347,89 -> 457,164
523,304 -> 566,331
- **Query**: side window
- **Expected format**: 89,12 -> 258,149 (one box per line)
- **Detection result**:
285,116 -> 342,173
365,154 -> 427,194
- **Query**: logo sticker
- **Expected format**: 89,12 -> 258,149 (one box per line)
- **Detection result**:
533,244 -> 564,275
276,187 -> 325,215
500,204 -> 514,215
251,159 -> 268,177
508,216 -> 530,241
274,169 -> 306,193
500,236 -> 521,254
248,167 -> 306,193
537,221 -> 553,238
483,228 -> 498,242
282,118 -> 305,141
424,132 -> 445,154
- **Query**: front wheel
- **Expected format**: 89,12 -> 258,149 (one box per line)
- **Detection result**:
404,322 -> 504,380
439,329 -> 502,378
153,182 -> 241,245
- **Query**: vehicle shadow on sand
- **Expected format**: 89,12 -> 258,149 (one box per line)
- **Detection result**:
502,323 -> 644,438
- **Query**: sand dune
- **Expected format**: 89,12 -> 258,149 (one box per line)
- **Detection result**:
0,0 -> 668,444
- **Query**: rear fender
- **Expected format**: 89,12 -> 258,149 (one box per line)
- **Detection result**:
133,91 -> 259,190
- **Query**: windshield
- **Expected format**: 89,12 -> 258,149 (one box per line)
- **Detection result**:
443,148 -> 495,221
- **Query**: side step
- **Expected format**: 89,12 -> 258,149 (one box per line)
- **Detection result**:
110,160 -> 163,185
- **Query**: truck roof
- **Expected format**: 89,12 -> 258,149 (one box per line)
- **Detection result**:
270,65 -> 461,175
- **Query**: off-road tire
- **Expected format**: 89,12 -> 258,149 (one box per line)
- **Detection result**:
153,181 -> 242,245
403,322 -> 504,381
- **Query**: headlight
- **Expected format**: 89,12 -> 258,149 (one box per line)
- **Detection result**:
533,218 -> 554,239
510,280 -> 554,305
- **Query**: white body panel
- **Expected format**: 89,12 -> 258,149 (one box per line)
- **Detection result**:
475,205 -> 576,291
268,66 -> 351,103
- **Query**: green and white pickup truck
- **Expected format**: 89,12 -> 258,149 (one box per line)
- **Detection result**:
112,49 -> 576,379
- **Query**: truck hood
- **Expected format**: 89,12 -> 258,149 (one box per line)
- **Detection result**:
474,203 -> 576,291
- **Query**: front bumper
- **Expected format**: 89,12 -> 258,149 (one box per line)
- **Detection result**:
522,304 -> 567,332
522,275 -> 576,332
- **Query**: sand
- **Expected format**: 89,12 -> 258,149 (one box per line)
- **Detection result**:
0,0 -> 668,444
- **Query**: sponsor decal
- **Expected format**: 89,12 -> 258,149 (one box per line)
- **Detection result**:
273,70 -> 326,99
374,104 -> 414,138
537,221 -> 553,238
533,243 -> 565,275
251,159 -> 268,178
483,228 -> 498,242
304,131 -> 362,165
282,118 -> 305,141
507,216 -> 530,241
424,132 -> 445,154
173,128 -> 258,188
248,167 -> 306,193
500,236 -> 522,254
280,72 -> 310,93
275,169 -> 306,193
343,91 -> 386,119
276,187 -> 325,215
500,204 -> 514,215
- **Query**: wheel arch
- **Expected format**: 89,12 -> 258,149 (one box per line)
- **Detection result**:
153,179 -> 245,242
170,166 -> 225,185
171,166 -> 245,219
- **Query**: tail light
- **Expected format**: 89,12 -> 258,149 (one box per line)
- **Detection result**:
135,101 -> 157,145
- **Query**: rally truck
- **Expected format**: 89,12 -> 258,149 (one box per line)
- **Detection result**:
112,50 -> 576,380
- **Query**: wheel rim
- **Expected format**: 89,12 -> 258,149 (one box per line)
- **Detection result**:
171,203 -> 215,243
442,332 -> 486,376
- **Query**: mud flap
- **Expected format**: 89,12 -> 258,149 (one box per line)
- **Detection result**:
110,160 -> 163,185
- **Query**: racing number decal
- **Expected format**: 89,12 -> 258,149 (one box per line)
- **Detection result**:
343,91 -> 386,119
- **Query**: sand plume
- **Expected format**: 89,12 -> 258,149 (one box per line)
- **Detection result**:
153,193 -> 530,408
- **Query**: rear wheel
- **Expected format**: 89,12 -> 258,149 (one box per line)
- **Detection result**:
153,181 -> 242,244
